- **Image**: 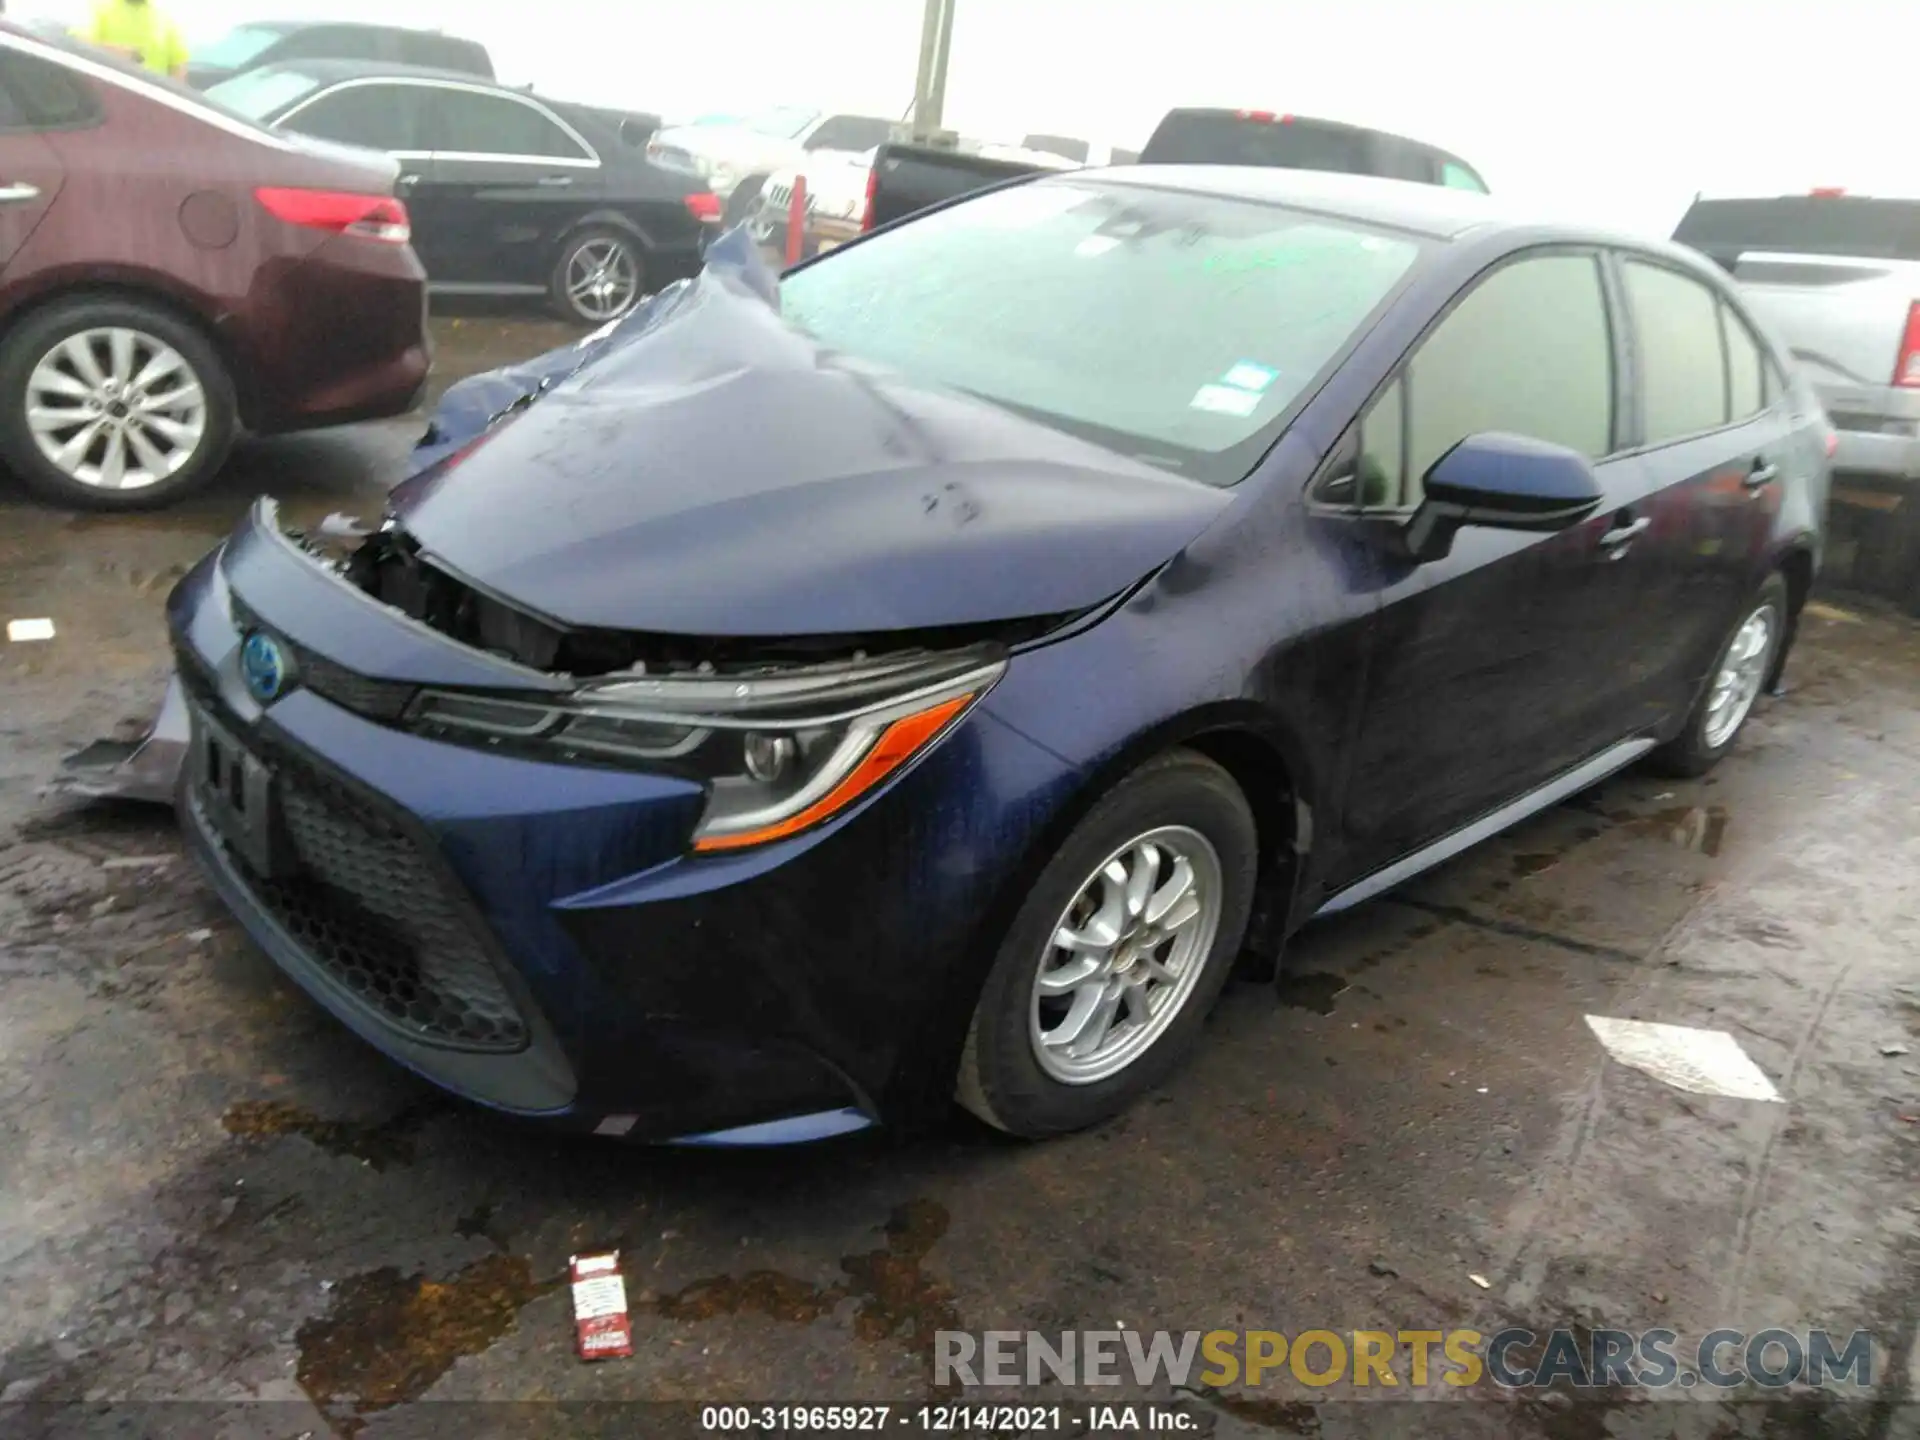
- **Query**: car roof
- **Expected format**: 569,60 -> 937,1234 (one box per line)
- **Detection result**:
255,58 -> 502,88
1077,165 -> 1709,262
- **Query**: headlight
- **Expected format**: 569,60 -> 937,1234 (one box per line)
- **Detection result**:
407,647 -> 1005,852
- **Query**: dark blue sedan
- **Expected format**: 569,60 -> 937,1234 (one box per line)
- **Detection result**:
172,168 -> 1831,1144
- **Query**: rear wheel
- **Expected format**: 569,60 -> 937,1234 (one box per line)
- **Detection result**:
0,295 -> 235,511
550,226 -> 646,325
1651,571 -> 1788,777
955,750 -> 1257,1139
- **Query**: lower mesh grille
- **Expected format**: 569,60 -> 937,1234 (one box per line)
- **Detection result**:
198,728 -> 530,1053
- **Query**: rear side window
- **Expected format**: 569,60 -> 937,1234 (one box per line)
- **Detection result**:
1721,302 -> 1769,422
0,50 -> 103,131
1674,197 -> 1920,263
1622,259 -> 1728,443
1440,161 -> 1487,192
421,89 -> 589,160
1395,254 -> 1614,502
1141,113 -> 1372,174
286,83 -> 423,152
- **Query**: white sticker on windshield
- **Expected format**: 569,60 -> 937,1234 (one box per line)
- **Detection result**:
1221,361 -> 1280,392
1075,236 -> 1121,257
1190,384 -> 1261,417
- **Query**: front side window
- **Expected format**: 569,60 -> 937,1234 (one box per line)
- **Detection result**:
422,90 -> 588,160
1623,259 -> 1728,444
779,180 -> 1425,485
286,84 -> 421,152
1347,253 -> 1613,509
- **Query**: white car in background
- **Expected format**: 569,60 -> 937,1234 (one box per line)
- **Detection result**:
646,105 -> 899,225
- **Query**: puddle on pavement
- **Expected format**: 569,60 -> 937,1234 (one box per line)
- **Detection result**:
1605,804 -> 1730,857
295,1253 -> 553,1422
655,1198 -> 960,1366
222,1098 -> 440,1171
1276,971 -> 1349,1015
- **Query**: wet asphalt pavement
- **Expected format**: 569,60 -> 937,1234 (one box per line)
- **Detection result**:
1,312 -> 1917,1440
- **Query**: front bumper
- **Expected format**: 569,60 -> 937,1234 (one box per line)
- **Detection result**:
167,505 -> 1082,1141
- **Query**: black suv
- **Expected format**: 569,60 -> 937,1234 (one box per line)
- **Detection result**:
185,22 -> 491,90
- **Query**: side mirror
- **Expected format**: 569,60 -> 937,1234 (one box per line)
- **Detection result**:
1401,432 -> 1602,562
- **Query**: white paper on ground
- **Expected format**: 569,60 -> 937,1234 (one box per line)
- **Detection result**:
1584,1016 -> 1783,1102
7,618 -> 55,642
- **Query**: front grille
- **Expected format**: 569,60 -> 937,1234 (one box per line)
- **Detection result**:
764,181 -> 816,214
188,685 -> 530,1052
226,594 -> 416,721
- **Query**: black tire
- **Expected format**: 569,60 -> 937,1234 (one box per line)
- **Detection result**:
548,226 -> 647,326
955,749 -> 1258,1139
0,294 -> 236,511
1651,570 -> 1790,778
723,173 -> 769,229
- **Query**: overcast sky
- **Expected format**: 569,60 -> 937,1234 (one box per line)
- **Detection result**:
25,0 -> 1911,236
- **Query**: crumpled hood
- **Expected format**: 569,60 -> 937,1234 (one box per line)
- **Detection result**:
389,246 -> 1232,639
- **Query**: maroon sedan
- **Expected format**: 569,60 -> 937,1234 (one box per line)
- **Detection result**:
0,24 -> 429,509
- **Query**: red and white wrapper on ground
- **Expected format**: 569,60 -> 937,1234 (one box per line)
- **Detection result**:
569,1252 -> 633,1360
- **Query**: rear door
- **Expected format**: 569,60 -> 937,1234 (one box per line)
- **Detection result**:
0,47 -> 85,267
1613,255 -> 1791,715
1330,249 -> 1646,881
415,84 -> 604,287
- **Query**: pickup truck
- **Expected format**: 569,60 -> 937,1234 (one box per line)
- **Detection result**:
861,108 -> 1487,233
1674,191 -> 1920,608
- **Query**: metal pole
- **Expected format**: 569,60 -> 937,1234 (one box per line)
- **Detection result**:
910,0 -> 945,142
924,0 -> 957,140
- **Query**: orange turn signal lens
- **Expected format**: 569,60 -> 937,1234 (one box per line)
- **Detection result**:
691,694 -> 974,853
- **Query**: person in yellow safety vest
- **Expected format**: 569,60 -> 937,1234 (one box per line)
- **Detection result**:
84,0 -> 189,81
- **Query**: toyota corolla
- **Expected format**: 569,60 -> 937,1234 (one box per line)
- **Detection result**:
171,169 -> 1829,1145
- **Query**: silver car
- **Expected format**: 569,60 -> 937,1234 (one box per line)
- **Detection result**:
1674,191 -> 1920,490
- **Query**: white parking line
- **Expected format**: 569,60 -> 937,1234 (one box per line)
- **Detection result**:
1584,1015 -> 1784,1102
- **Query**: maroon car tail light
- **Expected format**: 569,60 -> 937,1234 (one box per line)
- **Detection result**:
683,191 -> 722,224
1893,301 -> 1920,389
255,187 -> 412,244
860,164 -> 879,233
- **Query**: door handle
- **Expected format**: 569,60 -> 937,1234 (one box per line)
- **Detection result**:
535,175 -> 573,188
1598,516 -> 1651,558
1744,461 -> 1779,489
0,182 -> 41,204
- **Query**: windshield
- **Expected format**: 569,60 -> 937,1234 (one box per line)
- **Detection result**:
203,65 -> 323,122
779,180 -> 1423,484
730,105 -> 820,140
191,24 -> 288,71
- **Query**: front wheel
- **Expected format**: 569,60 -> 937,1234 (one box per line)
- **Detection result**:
0,295 -> 236,511
956,750 -> 1257,1139
1651,571 -> 1789,777
549,227 -> 646,326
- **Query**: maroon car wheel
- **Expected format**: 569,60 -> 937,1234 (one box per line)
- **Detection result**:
0,295 -> 236,511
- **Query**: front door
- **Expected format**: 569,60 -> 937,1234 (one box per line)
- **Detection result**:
1330,249 -> 1641,885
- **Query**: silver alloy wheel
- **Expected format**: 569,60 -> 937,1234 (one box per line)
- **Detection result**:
1029,825 -> 1224,1086
564,236 -> 640,322
1702,602 -> 1778,750
26,327 -> 208,491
